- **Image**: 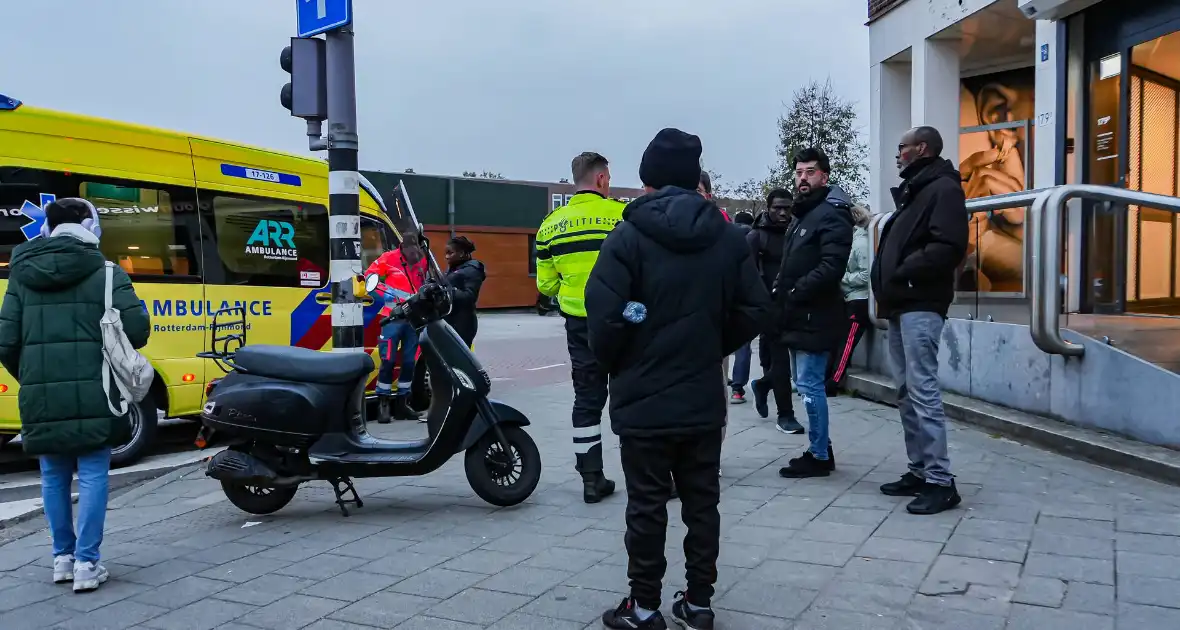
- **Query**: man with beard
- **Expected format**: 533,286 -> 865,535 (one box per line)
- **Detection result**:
775,147 -> 853,479
871,126 -> 967,515
586,128 -> 770,630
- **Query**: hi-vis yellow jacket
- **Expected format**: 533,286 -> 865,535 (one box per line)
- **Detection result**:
535,192 -> 626,318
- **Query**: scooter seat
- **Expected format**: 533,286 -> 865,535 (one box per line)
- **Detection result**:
234,345 -> 375,385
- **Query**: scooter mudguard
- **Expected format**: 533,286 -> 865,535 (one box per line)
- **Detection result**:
459,399 -> 532,452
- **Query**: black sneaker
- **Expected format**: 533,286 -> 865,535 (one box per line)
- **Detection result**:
779,451 -> 831,478
879,472 -> 925,497
751,378 -> 771,419
671,591 -> 714,630
776,417 -> 805,434
603,597 -> 667,629
906,480 -> 962,515
788,443 -> 834,472
583,473 -> 617,504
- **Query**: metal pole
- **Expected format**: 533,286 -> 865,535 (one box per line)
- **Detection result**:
325,28 -> 364,353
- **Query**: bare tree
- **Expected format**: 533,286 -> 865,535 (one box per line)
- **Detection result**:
771,78 -> 868,202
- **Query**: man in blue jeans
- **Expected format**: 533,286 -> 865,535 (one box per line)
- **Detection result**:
871,126 -> 968,515
0,198 -> 150,593
772,148 -> 853,478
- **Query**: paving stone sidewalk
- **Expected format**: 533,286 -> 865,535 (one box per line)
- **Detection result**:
2,380 -> 1180,629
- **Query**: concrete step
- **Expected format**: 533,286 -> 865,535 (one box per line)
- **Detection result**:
846,370 -> 1180,486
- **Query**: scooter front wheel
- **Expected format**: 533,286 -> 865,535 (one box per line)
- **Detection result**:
464,426 -> 541,507
221,482 -> 298,515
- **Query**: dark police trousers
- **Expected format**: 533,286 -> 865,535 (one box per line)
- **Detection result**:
564,315 -> 608,474
620,427 -> 724,610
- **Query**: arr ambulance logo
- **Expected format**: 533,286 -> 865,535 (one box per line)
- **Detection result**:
245,219 -> 298,261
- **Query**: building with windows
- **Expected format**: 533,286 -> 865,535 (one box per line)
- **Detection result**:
869,0 -> 1180,317
859,0 -> 1180,449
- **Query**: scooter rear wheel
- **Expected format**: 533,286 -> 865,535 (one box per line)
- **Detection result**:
465,426 -> 541,507
221,482 -> 298,515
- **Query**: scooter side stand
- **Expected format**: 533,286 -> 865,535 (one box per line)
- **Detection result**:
330,477 -> 364,517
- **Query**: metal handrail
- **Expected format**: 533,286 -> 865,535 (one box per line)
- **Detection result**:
867,188 -> 1047,330
1033,184 -> 1180,358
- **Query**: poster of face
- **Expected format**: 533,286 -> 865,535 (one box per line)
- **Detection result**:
958,67 -> 1035,294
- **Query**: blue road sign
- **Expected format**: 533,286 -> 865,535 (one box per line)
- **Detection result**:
296,0 -> 352,38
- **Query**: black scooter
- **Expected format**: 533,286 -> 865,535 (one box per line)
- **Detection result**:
197,267 -> 542,517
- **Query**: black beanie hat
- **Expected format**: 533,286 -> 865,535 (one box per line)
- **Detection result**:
639,128 -> 703,191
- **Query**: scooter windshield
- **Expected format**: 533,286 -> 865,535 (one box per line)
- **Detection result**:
358,174 -> 445,289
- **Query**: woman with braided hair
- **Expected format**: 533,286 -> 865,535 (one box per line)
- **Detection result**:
443,235 -> 486,347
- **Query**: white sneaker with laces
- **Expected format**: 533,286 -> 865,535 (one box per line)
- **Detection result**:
53,554 -> 74,584
72,560 -> 109,593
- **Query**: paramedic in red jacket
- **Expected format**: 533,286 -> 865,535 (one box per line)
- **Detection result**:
365,247 -> 422,422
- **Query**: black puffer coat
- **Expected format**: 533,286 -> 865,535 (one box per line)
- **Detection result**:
444,259 -> 486,346
585,187 -> 771,437
774,187 -> 854,353
871,158 -> 969,319
746,211 -> 790,291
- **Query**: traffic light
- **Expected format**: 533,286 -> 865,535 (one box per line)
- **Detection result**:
280,37 -> 327,121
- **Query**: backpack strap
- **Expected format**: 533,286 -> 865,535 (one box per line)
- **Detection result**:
104,261 -> 114,311
101,262 -> 129,417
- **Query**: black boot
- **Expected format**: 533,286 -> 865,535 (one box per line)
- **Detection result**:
880,472 -> 925,497
788,443 -> 835,472
778,451 -> 831,478
376,398 -> 392,424
751,378 -> 771,419
582,472 -> 616,504
392,396 -> 416,421
906,480 -> 962,515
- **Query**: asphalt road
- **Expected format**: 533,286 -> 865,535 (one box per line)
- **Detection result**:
0,312 -> 568,509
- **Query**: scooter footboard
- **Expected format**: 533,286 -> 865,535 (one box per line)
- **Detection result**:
459,400 -> 531,452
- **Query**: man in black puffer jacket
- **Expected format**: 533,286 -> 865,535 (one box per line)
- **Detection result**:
774,147 -> 853,480
586,128 -> 770,630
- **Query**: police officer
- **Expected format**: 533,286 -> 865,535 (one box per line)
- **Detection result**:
536,152 -> 624,503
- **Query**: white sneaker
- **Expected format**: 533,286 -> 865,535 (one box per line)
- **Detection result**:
53,554 -> 74,584
72,560 -> 109,593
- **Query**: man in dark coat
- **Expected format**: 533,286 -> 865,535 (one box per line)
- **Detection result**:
775,147 -> 854,479
586,128 -> 770,630
871,125 -> 968,515
0,197 -> 150,593
748,189 -> 803,432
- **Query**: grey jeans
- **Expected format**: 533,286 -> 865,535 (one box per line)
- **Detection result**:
887,312 -> 953,486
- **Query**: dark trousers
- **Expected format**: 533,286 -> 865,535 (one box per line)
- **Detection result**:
826,299 -> 869,389
565,315 -> 608,474
757,334 -> 796,420
621,427 -> 724,610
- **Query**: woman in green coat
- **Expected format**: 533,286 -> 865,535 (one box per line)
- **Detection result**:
0,198 -> 150,593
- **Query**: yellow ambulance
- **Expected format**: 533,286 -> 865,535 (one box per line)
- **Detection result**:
0,95 -> 397,465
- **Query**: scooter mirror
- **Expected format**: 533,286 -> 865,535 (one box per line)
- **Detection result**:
365,273 -> 381,293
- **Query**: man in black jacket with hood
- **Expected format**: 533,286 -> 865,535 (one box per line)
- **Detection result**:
871,126 -> 968,515
586,128 -> 770,630
775,147 -> 854,479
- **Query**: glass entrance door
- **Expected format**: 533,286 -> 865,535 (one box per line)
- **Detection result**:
1082,29 -> 1180,315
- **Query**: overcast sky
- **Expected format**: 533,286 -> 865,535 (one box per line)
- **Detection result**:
3,0 -> 870,187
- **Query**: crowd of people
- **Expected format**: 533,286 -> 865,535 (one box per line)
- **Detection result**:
539,125 -> 968,629
0,123 -> 967,621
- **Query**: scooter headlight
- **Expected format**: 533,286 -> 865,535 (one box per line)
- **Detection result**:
452,369 -> 476,390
